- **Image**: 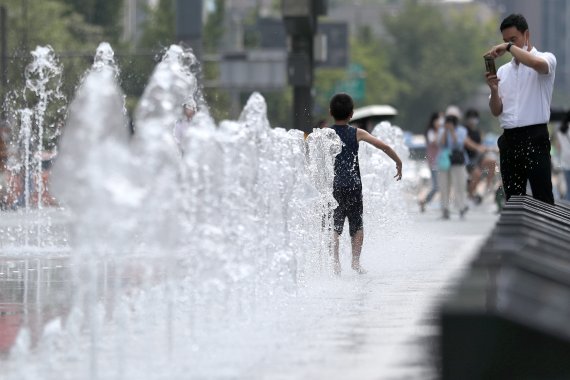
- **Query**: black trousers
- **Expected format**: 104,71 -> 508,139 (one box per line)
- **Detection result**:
497,123 -> 554,205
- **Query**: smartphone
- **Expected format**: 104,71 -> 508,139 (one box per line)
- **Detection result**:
484,55 -> 496,75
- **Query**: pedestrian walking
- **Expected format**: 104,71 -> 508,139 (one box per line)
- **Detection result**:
437,114 -> 469,220
419,112 -> 442,212
464,108 -> 497,203
329,93 -> 402,275
485,13 -> 557,204
437,108 -> 487,220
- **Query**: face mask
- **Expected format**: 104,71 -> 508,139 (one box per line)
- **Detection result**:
467,117 -> 479,126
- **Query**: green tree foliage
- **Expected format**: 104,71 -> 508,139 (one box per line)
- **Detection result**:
137,0 -> 232,124
61,0 -> 124,42
126,0 -> 176,117
314,67 -> 347,121
351,26 -> 401,107
201,0 -> 230,122
382,1 -> 498,132
0,0 -> 103,102
138,0 -> 176,50
203,0 -> 225,54
314,25 -> 401,120
0,0 -> 102,55
261,89 -> 292,128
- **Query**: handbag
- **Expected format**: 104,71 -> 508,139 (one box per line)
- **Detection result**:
449,148 -> 465,165
437,148 -> 451,171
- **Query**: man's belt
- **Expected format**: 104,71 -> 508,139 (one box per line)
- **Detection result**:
503,123 -> 547,136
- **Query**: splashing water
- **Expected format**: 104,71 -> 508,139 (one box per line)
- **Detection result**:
132,44 -> 204,251
0,46 -> 66,252
92,42 -> 117,72
306,127 -> 342,273
360,121 -> 411,242
50,42 -> 133,253
0,43 -> 415,379
17,45 -> 65,209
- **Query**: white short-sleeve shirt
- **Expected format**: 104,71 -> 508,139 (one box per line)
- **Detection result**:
496,47 -> 556,129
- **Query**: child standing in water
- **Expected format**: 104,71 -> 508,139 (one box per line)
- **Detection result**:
329,93 -> 403,275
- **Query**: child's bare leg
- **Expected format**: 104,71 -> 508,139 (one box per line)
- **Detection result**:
351,229 -> 366,273
469,167 -> 482,197
333,232 -> 341,275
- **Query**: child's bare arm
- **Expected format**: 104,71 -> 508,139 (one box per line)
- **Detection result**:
357,128 -> 403,180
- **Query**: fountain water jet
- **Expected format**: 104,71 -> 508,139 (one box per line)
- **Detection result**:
8,45 -> 66,210
51,42 -> 133,253
132,44 -> 205,252
0,41 -> 415,380
0,45 -> 67,252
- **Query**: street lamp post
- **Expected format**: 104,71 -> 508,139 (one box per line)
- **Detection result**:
282,0 -> 327,133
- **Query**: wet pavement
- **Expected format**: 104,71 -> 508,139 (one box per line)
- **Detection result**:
250,204 -> 498,380
0,257 -> 71,354
0,203 -> 499,379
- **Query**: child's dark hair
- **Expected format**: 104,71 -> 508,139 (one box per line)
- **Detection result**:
425,112 -> 440,137
500,14 -> 528,33
329,93 -> 354,121
465,108 -> 479,119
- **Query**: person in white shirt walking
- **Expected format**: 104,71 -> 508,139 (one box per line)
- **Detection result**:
485,13 -> 556,205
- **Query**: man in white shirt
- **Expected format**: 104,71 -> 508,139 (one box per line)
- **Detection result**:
485,13 -> 556,205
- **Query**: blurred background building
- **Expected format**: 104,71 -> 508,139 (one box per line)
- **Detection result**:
118,0 -> 569,115
0,0 -> 567,132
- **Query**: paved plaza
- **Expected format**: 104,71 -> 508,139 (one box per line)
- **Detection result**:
253,205 -> 498,379
0,202 -> 499,379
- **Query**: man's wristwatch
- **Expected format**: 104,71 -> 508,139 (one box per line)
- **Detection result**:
506,42 -> 514,52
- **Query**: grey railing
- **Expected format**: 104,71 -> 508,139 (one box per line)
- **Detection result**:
439,195 -> 570,380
